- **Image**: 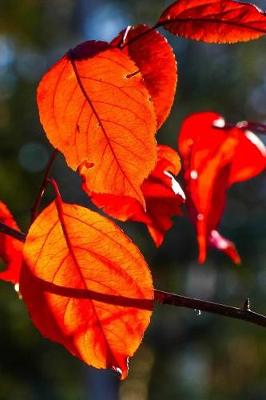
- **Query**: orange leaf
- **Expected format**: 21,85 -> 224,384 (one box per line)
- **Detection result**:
178,112 -> 266,264
0,202 -> 22,284
80,145 -> 185,246
37,41 -> 157,205
112,25 -> 177,128
159,0 -> 266,43
20,199 -> 153,379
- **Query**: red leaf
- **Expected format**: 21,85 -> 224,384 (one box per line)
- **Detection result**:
37,40 -> 157,205
112,25 -> 177,128
178,112 -> 266,263
159,0 -> 266,43
20,199 -> 153,379
209,230 -> 241,264
0,202 -> 22,284
229,128 -> 266,184
80,145 -> 185,246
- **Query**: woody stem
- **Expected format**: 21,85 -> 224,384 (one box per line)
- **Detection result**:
1,220 -> 266,328
0,222 -> 26,241
154,289 -> 266,327
31,149 -> 58,223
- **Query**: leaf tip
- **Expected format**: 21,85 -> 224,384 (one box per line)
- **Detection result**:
112,356 -> 129,380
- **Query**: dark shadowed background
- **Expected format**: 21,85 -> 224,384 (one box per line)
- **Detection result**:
0,0 -> 266,399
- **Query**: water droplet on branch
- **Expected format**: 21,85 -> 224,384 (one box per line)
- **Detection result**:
194,309 -> 202,316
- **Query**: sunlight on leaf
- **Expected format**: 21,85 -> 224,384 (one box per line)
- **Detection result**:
178,111 -> 266,263
112,24 -> 177,128
20,200 -> 153,379
81,145 -> 185,246
159,0 -> 266,43
37,40 -> 157,205
0,202 -> 22,284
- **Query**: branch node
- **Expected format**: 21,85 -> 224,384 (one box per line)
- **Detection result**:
243,298 -> 251,311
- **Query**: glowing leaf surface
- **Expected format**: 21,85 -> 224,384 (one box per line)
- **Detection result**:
37,41 -> 157,205
178,111 -> 266,263
112,25 -> 177,128
21,200 -> 153,379
80,145 -> 185,246
0,202 -> 22,284
159,0 -> 266,43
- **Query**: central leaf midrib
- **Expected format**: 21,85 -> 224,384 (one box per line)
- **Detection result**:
69,56 -> 143,201
54,201 -> 121,369
162,15 -> 266,35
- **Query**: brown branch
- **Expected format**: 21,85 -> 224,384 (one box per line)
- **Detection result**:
119,25 -> 158,49
0,222 -> 26,242
31,149 -> 58,223
1,222 -> 266,328
241,122 -> 266,134
216,121 -> 266,134
154,290 -> 266,327
120,16 -> 266,50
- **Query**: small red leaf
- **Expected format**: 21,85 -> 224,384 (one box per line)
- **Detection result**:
0,202 -> 22,284
80,145 -> 185,246
178,111 -> 266,264
209,230 -> 241,264
229,128 -> 266,184
20,200 -> 153,379
37,40 -> 157,205
112,25 -> 177,128
159,0 -> 266,43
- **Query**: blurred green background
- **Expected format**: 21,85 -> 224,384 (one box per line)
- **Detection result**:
0,0 -> 266,399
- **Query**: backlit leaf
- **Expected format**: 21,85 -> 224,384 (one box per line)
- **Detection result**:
20,199 -> 153,379
37,40 -> 157,205
159,0 -> 266,43
0,202 -> 22,284
80,145 -> 185,246
209,230 -> 240,264
112,25 -> 177,128
178,111 -> 266,263
229,128 -> 266,184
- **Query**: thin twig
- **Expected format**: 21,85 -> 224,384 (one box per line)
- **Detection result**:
243,122 -> 266,134
119,24 -> 160,49
31,149 -> 58,223
0,222 -> 26,242
215,121 -> 266,135
154,290 -> 266,327
1,222 -> 266,328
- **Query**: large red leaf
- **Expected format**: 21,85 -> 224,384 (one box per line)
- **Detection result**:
37,41 -> 157,205
20,198 -> 153,379
80,145 -> 185,246
112,25 -> 177,128
159,0 -> 266,43
0,202 -> 22,284
229,128 -> 266,184
178,112 -> 266,263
